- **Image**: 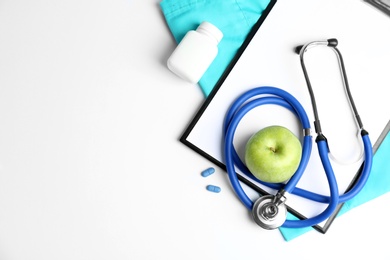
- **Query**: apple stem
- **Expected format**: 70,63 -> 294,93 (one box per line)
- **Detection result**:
270,147 -> 276,153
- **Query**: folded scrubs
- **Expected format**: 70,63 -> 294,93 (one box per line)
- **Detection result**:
160,0 -> 390,241
160,0 -> 271,96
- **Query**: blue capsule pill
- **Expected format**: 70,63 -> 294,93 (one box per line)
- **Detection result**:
201,167 -> 215,177
206,185 -> 221,193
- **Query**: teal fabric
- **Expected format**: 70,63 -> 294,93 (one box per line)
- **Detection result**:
160,0 -> 271,96
160,1 -> 390,241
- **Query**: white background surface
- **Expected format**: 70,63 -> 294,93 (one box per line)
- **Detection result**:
0,0 -> 389,259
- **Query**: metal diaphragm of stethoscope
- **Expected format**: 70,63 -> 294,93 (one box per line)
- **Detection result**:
223,39 -> 373,229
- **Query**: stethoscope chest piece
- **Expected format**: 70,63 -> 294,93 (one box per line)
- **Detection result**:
252,195 -> 287,230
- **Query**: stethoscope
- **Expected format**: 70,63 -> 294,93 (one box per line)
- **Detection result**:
223,39 -> 373,229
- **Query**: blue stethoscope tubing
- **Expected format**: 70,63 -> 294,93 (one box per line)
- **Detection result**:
223,40 -> 373,229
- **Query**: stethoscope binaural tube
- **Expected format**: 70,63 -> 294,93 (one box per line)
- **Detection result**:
297,39 -> 365,165
295,38 -> 364,133
295,38 -> 374,203
223,39 -> 373,229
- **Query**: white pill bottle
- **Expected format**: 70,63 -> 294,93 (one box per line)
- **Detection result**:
167,21 -> 223,84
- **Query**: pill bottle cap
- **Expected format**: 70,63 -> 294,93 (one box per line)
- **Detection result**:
196,21 -> 223,44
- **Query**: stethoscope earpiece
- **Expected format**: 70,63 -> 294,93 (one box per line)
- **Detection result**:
327,38 -> 338,47
294,45 -> 303,54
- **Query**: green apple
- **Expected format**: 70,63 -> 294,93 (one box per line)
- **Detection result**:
244,125 -> 302,183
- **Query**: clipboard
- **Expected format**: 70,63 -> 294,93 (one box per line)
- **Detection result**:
180,0 -> 390,233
